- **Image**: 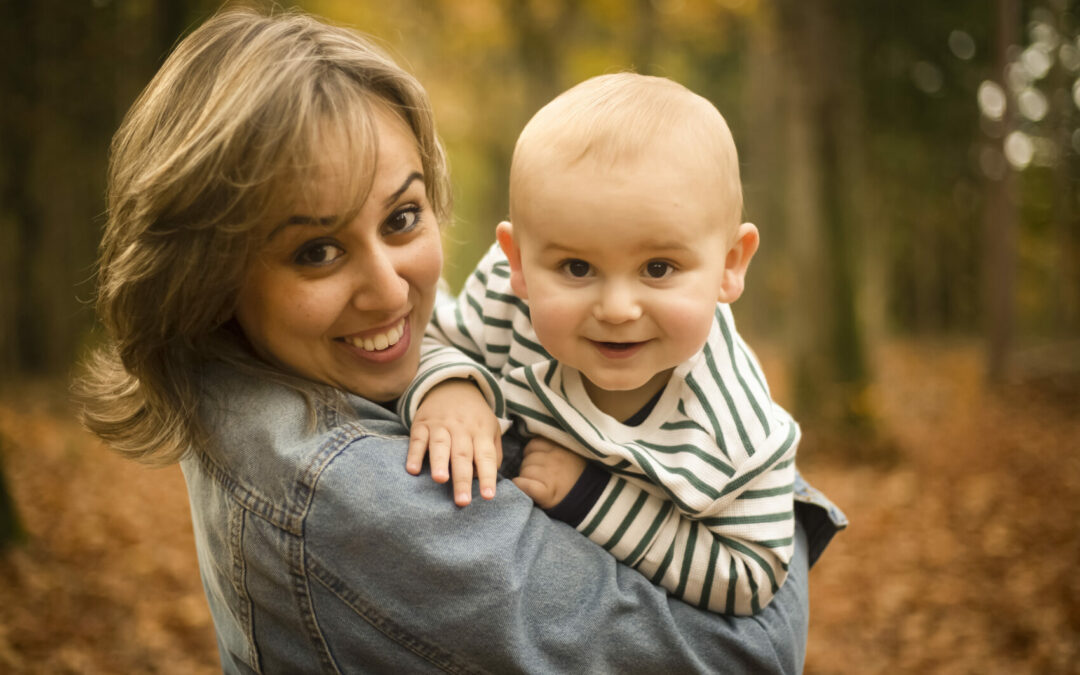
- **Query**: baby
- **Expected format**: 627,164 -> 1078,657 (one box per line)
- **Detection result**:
403,73 -> 798,615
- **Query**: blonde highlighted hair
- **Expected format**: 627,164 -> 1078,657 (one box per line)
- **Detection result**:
76,6 -> 450,464
509,72 -> 743,232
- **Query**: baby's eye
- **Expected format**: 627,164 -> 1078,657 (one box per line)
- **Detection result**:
294,241 -> 345,266
644,261 -> 675,279
383,206 -> 422,235
561,259 -> 592,278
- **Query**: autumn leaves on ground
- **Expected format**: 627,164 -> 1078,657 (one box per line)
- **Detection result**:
0,341 -> 1077,674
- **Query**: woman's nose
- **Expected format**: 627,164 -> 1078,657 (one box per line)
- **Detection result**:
350,245 -> 409,311
592,280 -> 642,324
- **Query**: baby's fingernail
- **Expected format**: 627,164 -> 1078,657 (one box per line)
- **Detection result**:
481,487 -> 495,499
457,492 -> 471,505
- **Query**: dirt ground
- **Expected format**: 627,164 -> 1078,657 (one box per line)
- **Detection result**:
0,341 -> 1077,674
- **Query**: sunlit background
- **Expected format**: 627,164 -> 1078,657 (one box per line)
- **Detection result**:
1,1 -> 1077,673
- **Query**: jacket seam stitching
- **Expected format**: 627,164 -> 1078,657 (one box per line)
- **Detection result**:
287,426 -> 366,674
307,555 -> 490,675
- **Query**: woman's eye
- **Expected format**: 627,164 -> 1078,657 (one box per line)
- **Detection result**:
383,206 -> 421,235
294,242 -> 345,266
561,259 -> 592,278
644,261 -> 674,279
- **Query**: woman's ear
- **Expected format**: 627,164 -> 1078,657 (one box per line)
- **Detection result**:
495,221 -> 528,299
717,222 -> 760,304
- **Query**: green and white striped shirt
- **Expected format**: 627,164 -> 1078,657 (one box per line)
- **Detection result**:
401,244 -> 798,615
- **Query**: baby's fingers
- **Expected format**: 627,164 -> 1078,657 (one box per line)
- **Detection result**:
511,475 -> 549,505
427,426 -> 452,484
406,424 -> 429,475
474,435 -> 499,501
450,435 -> 474,507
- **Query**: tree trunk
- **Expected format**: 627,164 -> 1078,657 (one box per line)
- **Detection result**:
1048,1 -> 1079,338
740,6 -> 790,337
0,438 -> 23,549
0,0 -> 38,376
774,0 -> 873,432
984,0 -> 1020,382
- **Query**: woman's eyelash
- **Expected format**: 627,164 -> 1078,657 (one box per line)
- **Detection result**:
384,205 -> 423,234
294,239 -> 344,266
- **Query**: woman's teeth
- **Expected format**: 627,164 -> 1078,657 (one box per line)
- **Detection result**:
345,319 -> 405,352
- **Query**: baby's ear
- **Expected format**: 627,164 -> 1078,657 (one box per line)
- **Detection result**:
496,221 -> 528,299
717,222 -> 759,304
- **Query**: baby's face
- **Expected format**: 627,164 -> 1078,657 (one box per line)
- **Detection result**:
508,157 -> 735,405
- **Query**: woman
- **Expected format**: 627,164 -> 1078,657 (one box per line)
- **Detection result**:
78,7 -> 844,673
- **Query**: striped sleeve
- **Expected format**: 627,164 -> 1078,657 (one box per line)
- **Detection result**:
397,244 -> 515,426
397,336 -> 505,427
576,451 -> 796,615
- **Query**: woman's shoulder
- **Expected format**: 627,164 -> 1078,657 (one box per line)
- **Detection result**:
192,360 -> 410,511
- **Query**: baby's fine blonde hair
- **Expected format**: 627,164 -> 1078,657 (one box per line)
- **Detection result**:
509,72 -> 743,232
77,6 -> 450,463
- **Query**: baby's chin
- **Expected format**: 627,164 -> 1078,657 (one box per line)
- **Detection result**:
580,369 -> 665,393
589,378 -> 653,392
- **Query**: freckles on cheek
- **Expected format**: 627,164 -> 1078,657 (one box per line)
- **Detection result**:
288,293 -> 330,333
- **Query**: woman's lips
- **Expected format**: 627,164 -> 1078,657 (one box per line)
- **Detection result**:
338,317 -> 411,363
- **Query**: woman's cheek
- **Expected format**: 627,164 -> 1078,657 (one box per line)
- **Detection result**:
414,232 -> 443,286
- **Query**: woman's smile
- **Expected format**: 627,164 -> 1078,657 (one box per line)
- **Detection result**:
337,316 -> 411,363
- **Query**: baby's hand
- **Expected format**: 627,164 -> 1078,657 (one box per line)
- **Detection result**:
407,379 -> 503,507
511,437 -> 586,509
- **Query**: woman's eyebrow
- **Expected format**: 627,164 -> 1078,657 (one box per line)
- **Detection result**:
384,171 -> 424,206
267,171 -> 424,241
267,215 -> 336,241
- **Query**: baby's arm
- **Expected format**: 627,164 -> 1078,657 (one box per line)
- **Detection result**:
595,458 -> 796,615
398,246 -> 520,505
397,244 -> 516,428
515,426 -> 797,615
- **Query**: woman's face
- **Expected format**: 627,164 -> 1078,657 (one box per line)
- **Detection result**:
234,104 -> 443,402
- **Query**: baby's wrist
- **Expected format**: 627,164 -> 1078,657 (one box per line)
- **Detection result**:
544,462 -> 609,527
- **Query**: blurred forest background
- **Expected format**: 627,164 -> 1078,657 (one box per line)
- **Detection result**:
1,0 -> 1078,672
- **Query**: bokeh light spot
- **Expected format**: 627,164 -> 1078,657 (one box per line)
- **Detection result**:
912,61 -> 943,94
1017,87 -> 1048,121
1020,46 -> 1052,80
978,80 -> 1007,120
949,30 -> 976,61
1004,131 -> 1034,170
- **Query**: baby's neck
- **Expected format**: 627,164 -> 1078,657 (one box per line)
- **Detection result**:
583,369 -> 673,423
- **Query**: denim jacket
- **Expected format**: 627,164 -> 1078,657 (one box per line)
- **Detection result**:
180,362 -> 846,674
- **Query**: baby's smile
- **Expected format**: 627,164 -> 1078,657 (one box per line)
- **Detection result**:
589,339 -> 648,359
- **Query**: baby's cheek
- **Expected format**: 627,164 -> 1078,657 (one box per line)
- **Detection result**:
660,299 -> 715,350
529,301 -> 575,356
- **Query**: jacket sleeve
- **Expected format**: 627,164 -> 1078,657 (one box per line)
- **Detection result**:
301,430 -> 811,674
